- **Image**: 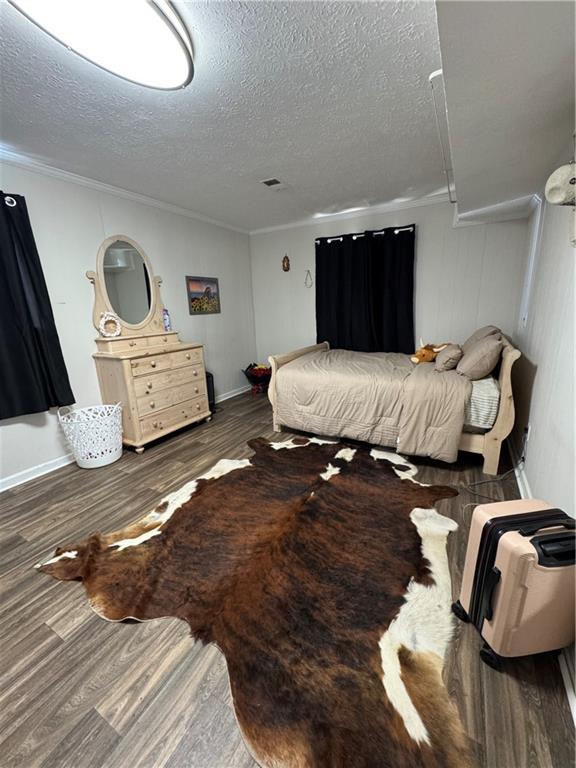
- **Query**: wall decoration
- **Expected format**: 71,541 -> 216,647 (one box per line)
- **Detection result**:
186,276 -> 221,315
304,269 -> 313,288
98,311 -> 122,337
282,254 -> 290,272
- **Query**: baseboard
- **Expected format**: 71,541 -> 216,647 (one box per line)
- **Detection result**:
507,442 -> 575,725
559,651 -> 576,724
215,384 -> 252,403
0,452 -> 74,493
507,440 -> 533,499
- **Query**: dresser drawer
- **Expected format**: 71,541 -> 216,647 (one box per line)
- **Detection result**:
130,348 -> 204,377
147,333 -> 180,350
140,395 -> 210,437
137,380 -> 207,416
133,367 -> 205,397
96,336 -> 150,353
171,347 -> 203,367
130,355 -> 172,376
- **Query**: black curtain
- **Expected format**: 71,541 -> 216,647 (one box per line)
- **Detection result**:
315,225 -> 415,353
0,192 -> 75,420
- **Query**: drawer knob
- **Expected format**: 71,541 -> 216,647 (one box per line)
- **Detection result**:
129,340 -> 136,347
186,353 -> 191,360
194,387 -> 198,394
150,361 -> 157,368
193,369 -> 198,376
196,403 -> 201,410
152,421 -> 160,428
163,336 -> 167,342
150,401 -> 155,408
147,381 -> 152,388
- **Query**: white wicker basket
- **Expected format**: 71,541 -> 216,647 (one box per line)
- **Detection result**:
58,404 -> 123,469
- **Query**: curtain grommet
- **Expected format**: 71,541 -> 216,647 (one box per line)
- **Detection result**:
4,196 -> 16,207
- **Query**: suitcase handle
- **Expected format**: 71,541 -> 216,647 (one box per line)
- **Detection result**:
540,538 -> 574,557
481,566 -> 501,623
518,516 -> 574,537
532,532 -> 576,567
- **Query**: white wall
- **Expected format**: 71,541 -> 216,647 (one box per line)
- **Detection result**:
513,201 -> 574,516
0,163 -> 256,485
250,201 -> 529,360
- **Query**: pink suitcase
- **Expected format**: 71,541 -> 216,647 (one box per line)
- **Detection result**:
452,499 -> 575,669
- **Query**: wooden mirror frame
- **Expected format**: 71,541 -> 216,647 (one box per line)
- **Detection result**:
87,235 -> 166,337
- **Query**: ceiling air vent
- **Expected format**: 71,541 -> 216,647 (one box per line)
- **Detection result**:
261,178 -> 282,187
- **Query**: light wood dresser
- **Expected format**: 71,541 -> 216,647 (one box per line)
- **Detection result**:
93,332 -> 210,453
87,234 -> 211,454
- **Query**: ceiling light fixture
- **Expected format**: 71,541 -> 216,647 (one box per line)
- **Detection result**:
8,0 -> 193,90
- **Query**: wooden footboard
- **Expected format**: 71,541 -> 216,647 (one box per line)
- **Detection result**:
458,335 -> 521,475
268,341 -> 329,432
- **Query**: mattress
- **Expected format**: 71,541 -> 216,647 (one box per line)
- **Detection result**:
465,376 -> 500,430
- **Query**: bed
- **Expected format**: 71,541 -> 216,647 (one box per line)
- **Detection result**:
268,337 -> 520,475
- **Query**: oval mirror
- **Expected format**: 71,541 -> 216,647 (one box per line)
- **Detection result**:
103,239 -> 151,325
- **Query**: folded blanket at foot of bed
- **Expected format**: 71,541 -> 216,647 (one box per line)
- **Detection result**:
396,360 -> 471,462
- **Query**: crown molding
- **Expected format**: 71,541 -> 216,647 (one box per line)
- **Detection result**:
452,194 -> 539,227
0,147 -> 544,236
249,192 -> 451,236
0,147 -> 249,235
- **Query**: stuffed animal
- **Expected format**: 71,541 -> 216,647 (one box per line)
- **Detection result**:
411,342 -> 449,364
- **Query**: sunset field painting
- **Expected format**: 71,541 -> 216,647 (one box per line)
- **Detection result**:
186,276 -> 221,315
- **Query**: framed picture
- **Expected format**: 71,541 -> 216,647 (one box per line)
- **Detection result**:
186,276 -> 221,315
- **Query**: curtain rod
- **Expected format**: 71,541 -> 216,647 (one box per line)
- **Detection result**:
316,225 -> 414,244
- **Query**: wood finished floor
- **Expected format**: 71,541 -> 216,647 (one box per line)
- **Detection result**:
0,393 -> 573,768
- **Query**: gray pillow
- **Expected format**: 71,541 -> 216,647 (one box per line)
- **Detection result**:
462,325 -> 501,354
435,344 -> 463,372
457,335 -> 503,380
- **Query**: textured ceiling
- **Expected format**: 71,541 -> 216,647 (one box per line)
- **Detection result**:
0,1 -> 444,231
437,0 -> 575,215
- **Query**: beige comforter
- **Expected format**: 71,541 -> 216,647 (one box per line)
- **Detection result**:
274,349 -> 472,462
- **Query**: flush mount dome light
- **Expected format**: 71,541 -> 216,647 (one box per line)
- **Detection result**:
8,0 -> 193,90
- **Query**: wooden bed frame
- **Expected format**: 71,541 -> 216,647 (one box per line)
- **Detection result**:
268,338 -> 521,476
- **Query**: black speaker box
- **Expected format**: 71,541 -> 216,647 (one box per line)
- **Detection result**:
205,371 -> 216,413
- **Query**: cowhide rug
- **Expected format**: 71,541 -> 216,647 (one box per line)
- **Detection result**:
37,437 -> 475,768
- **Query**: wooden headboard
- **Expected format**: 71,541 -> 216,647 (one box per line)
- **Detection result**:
459,334 -> 521,473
